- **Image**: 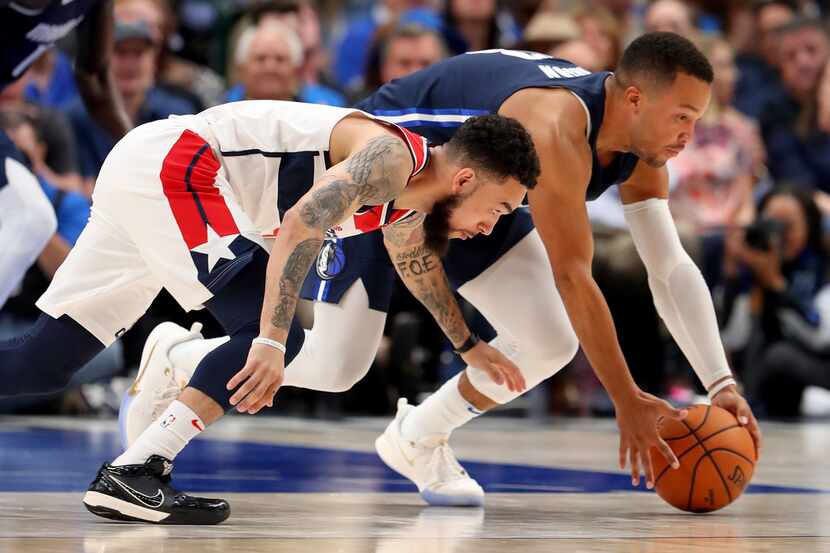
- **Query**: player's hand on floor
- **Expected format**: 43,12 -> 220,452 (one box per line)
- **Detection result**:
615,389 -> 688,489
460,341 -> 526,393
711,385 -> 762,459
227,342 -> 285,414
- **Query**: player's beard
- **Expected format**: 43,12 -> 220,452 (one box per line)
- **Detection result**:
423,194 -> 462,257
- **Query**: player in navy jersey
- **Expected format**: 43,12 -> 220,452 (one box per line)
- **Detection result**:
127,33 -> 763,508
0,0 -> 130,306
0,99 -> 540,523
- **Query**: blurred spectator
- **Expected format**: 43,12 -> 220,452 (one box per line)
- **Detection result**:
248,0 -> 346,106
571,4 -> 624,70
443,0 -> 519,53
226,20 -> 345,106
332,0 -> 440,91
507,0 -> 547,29
232,21 -> 303,101
361,23 -> 448,96
643,0 -> 698,37
551,39 -> 605,71
719,187 -> 829,417
733,0 -> 797,119
0,73 -> 82,193
115,0 -> 226,109
380,24 -> 446,83
669,36 -> 763,236
21,49 -> 80,110
67,18 -> 197,192
760,17 -> 830,194
521,12 -> 581,54
590,0 -> 635,36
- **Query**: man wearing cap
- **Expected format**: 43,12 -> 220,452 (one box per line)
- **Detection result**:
66,15 -> 198,188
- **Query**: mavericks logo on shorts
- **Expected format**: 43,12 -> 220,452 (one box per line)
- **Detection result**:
316,234 -> 346,280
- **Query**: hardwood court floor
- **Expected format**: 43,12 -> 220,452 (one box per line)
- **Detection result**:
0,415 -> 827,553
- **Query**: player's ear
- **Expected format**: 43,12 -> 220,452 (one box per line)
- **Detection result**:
624,85 -> 642,113
451,167 -> 475,195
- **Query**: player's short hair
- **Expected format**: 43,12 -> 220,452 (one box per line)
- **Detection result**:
616,32 -> 713,90
445,115 -> 540,189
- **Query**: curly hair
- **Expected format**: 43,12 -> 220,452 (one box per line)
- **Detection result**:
445,114 -> 540,189
617,32 -> 714,89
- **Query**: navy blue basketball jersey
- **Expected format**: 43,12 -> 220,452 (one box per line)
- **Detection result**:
1,0 -> 101,89
356,49 -> 640,200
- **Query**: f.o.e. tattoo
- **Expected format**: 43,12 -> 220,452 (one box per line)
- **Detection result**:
395,246 -> 437,278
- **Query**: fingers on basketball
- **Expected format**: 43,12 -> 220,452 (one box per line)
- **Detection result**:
650,404 -> 756,513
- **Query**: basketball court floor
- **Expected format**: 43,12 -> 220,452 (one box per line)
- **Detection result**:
1,413 -> 828,552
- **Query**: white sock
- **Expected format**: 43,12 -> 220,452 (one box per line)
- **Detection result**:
169,337 -> 229,385
400,373 -> 482,441
113,400 -> 205,466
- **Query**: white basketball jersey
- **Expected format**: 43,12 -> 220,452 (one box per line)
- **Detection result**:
178,100 -> 427,240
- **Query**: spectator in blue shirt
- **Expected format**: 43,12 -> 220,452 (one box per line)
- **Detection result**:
226,20 -> 344,107
66,18 -> 198,192
332,0 -> 440,91
247,0 -> 346,107
760,17 -> 830,194
733,0 -> 795,120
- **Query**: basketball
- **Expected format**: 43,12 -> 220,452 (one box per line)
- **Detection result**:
651,404 -> 756,513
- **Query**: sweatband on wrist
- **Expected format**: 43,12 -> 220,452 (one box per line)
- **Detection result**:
708,377 -> 737,400
252,337 -> 286,353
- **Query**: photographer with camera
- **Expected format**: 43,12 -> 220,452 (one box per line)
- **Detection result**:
719,187 -> 830,417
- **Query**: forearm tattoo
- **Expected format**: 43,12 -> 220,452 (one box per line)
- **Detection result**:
271,238 -> 323,331
299,135 -> 409,231
392,245 -> 468,346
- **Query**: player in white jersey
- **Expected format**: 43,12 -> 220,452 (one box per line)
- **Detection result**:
0,99 -> 541,524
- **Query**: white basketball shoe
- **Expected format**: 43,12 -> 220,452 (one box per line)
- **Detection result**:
375,398 -> 485,507
118,322 -> 204,449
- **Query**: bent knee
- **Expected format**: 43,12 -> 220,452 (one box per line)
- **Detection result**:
321,362 -> 371,393
516,326 -> 579,368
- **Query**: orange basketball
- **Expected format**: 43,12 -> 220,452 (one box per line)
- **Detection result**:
651,404 -> 756,513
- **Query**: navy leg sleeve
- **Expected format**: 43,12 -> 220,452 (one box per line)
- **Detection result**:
187,248 -> 305,409
0,314 -> 105,396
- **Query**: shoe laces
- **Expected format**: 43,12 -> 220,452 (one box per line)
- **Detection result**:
428,442 -> 469,483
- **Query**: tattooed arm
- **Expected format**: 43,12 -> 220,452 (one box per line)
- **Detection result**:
383,214 -> 471,347
382,217 -> 528,393
227,133 -> 412,413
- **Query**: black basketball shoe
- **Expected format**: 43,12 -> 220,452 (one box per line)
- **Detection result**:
83,455 -> 230,524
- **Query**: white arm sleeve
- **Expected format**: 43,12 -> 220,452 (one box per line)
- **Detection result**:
623,198 -> 732,390
0,157 -> 57,306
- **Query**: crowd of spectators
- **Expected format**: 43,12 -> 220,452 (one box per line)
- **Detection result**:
3,0 -> 830,419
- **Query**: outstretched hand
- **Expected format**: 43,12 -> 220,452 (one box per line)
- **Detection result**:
615,389 -> 688,489
460,341 -> 527,393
